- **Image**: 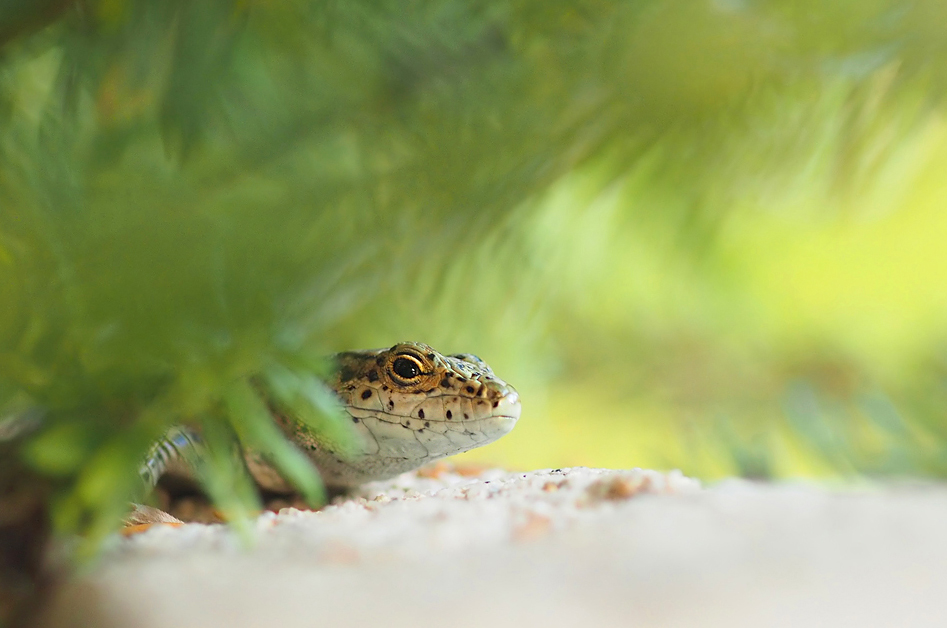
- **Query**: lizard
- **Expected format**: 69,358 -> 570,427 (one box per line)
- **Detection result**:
137,342 -> 521,516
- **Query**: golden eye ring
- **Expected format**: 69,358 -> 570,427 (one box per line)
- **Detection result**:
390,354 -> 423,382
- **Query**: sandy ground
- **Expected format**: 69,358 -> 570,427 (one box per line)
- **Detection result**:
38,467 -> 947,628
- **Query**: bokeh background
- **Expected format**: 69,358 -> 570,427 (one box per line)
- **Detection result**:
4,0 -> 947,539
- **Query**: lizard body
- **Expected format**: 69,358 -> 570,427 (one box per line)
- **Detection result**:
142,342 -> 521,492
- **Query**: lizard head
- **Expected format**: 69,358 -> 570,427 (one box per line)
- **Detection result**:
322,342 -> 521,486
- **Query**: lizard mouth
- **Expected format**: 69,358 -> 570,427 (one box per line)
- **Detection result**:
350,391 -> 520,458
476,415 -> 518,442
491,391 -> 521,421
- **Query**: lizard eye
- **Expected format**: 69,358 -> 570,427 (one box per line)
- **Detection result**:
391,355 -> 422,381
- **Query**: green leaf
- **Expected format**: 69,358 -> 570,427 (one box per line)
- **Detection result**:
261,363 -> 359,458
193,414 -> 260,544
70,424 -> 157,555
224,378 -> 325,506
21,420 -> 99,476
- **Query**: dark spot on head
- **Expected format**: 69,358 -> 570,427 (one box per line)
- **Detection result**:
427,353 -> 435,359
440,378 -> 451,388
361,389 -> 373,400
388,400 -> 394,409
492,401 -> 499,408
446,410 -> 452,419
352,417 -> 360,423
465,386 -> 475,394
477,400 -> 484,405
445,372 -> 453,378
457,377 -> 466,383
339,365 -> 356,383
424,421 -> 430,428
382,385 -> 389,391
376,356 -> 385,366
367,369 -> 379,382
418,409 -> 425,419
464,413 -> 469,419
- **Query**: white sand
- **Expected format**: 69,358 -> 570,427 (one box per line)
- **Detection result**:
40,467 -> 947,627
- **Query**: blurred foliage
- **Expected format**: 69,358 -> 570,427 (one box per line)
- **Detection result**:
3,0 -> 947,545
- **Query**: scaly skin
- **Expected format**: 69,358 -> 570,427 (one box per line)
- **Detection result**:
147,342 -> 521,492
